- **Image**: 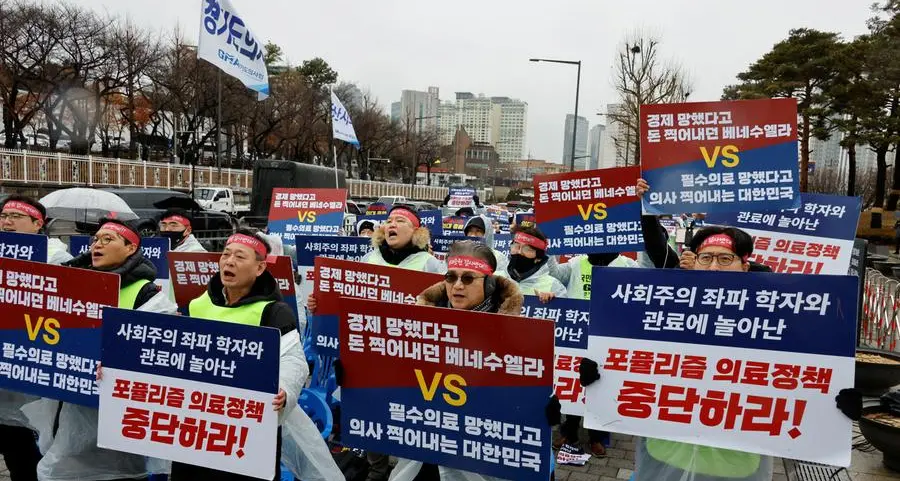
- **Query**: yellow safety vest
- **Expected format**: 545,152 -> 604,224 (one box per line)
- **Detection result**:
119,279 -> 151,310
188,292 -> 272,327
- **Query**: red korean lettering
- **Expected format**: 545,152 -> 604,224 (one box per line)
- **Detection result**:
555,355 -> 574,371
680,355 -> 708,380
617,380 -> 657,419
555,377 -> 583,403
800,366 -> 832,394
657,385 -> 700,424
112,379 -> 131,399
712,358 -> 741,383
150,411 -> 179,445
698,390 -> 743,430
206,422 -> 248,458
739,361 -> 770,387
130,381 -> 149,403
166,387 -> 186,409
771,364 -> 801,390
629,351 -> 654,375
121,407 -> 150,440
604,349 -> 629,371
653,353 -> 681,377
189,391 -> 208,412
740,396 -> 792,437
148,384 -> 167,405
245,400 -> 265,423
207,394 -> 226,415
226,397 -> 246,420
178,416 -> 209,449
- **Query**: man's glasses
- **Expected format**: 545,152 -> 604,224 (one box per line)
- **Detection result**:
696,252 -> 738,266
444,272 -> 485,285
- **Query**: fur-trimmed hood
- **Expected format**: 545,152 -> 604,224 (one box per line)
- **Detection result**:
371,223 -> 431,251
417,275 -> 524,316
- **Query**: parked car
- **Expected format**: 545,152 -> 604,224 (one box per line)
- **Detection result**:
346,200 -> 363,215
104,188 -> 235,245
397,201 -> 439,212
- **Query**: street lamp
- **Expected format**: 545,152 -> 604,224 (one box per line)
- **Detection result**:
530,58 -> 582,172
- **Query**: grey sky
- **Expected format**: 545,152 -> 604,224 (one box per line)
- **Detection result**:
75,0 -> 873,163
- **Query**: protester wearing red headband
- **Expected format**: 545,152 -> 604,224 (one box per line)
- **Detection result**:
682,226 -> 755,272
158,208 -> 206,253
0,195 -> 72,265
508,225 -> 567,297
53,218 -> 177,481
174,229 -> 304,481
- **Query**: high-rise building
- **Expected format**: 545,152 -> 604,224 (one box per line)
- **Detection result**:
809,133 -> 844,173
492,97 -> 527,164
602,103 -> 633,167
437,93 -> 527,163
390,102 -> 401,124
589,124 -> 605,170
563,114 -> 589,170
397,87 -> 440,134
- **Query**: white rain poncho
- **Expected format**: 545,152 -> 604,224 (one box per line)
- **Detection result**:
633,437 -> 773,481
389,459 -> 511,481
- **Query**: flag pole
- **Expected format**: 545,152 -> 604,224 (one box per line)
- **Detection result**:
216,70 -> 222,175
330,85 -> 339,188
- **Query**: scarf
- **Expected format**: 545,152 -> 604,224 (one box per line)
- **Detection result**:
378,240 -> 425,266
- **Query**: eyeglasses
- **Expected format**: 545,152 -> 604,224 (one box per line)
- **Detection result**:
0,212 -> 30,221
696,252 -> 738,266
511,243 -> 536,256
90,235 -> 118,246
444,272 -> 485,286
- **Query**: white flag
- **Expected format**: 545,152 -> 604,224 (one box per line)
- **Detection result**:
198,0 -> 270,100
331,91 -> 360,146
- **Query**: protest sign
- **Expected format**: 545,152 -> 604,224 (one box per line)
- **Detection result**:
168,253 -> 297,320
0,258 -> 118,406
522,296 -> 589,415
493,233 -> 512,257
339,297 -> 554,481
72,235 -> 169,293
430,235 -> 480,262
442,216 -> 467,236
310,258 -> 443,356
97,307 -> 280,479
704,194 -> 860,275
419,209 -> 443,237
0,231 -> 48,262
583,267 -> 856,466
366,203 -> 391,216
293,235 -> 375,310
354,215 -> 387,235
447,187 -> 476,208
515,213 -> 536,229
534,167 -> 644,255
640,98 -> 800,215
267,188 -> 346,241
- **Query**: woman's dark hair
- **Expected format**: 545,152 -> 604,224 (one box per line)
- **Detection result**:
233,228 -> 271,260
688,225 -> 754,260
448,240 -> 498,273
96,217 -> 141,246
1,194 -> 46,221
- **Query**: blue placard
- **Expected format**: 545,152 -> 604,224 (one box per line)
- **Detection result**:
522,296 -> 589,350
71,236 -> 170,279
590,268 -> 857,358
704,194 -> 861,241
101,307 -> 280,394
419,210 -> 443,237
294,235 -> 374,267
493,234 -> 512,257
0,231 -> 48,263
431,235 -> 481,254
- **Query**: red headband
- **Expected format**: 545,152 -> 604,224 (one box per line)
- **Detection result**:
514,232 -> 547,251
699,233 -> 749,262
226,233 -> 267,258
389,209 -> 420,228
3,201 -> 42,220
162,215 -> 190,228
99,222 -> 140,245
447,255 -> 494,276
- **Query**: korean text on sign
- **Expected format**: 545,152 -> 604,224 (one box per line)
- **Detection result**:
640,98 -> 800,215
267,188 -> 347,241
704,194 -> 861,276
339,297 -> 554,481
0,258 -> 118,406
522,296 -> 590,416
310,258 -> 443,357
97,307 -> 280,479
583,267 -> 857,467
534,167 -> 644,255
0,231 -> 48,263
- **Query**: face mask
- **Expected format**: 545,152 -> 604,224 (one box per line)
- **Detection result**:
509,254 -> 537,274
160,230 -> 186,246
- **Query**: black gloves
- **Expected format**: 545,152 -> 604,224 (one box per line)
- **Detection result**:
545,395 -> 562,426
836,388 -> 862,421
579,358 -> 600,387
333,359 -> 344,387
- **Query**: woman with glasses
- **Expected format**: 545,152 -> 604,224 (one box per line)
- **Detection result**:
28,219 -> 177,481
385,240 -> 559,481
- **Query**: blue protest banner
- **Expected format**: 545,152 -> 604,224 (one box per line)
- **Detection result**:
522,296 -> 589,415
0,231 -> 48,262
442,216 -> 467,236
97,307 -> 280,478
0,257 -> 118,406
447,187 -> 476,209
294,235 -> 375,306
71,236 -> 170,280
493,233 -> 512,257
583,267 -> 856,466
340,297 -> 553,481
419,209 -> 443,237
703,194 -> 861,275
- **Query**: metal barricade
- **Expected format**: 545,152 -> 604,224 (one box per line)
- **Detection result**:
861,267 -> 900,351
